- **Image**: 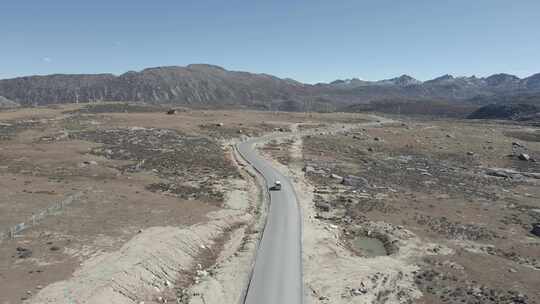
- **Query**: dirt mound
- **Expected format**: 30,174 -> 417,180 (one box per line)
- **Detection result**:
28,212 -> 250,304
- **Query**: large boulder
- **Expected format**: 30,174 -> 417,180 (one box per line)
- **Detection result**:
518,153 -> 531,161
303,165 -> 315,173
532,223 -> 540,237
303,165 -> 328,176
315,201 -> 331,212
330,173 -> 343,180
342,175 -> 369,187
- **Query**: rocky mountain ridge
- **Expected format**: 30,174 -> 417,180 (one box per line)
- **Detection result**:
1,64 -> 540,109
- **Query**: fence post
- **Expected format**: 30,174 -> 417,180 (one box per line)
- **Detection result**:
3,192 -> 81,240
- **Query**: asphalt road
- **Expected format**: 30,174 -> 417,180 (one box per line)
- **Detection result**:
237,137 -> 303,304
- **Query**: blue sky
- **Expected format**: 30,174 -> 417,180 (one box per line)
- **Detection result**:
1,0 -> 539,83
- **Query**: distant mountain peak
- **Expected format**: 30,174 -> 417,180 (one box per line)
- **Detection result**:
186,64 -> 226,71
328,78 -> 369,87
485,73 -> 520,86
430,74 -> 455,82
395,75 -> 421,86
523,73 -> 540,90
330,79 -> 347,85
398,74 -> 415,79
488,73 -> 519,79
330,77 -> 356,83
378,74 -> 421,86
397,74 -> 420,83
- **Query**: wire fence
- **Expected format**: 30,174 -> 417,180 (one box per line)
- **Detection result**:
0,192 -> 83,241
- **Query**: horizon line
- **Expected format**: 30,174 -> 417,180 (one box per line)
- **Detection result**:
0,64 -> 538,84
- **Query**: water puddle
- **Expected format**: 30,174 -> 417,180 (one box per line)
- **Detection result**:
352,236 -> 388,257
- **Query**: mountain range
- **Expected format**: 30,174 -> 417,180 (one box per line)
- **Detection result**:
1,64 -> 540,111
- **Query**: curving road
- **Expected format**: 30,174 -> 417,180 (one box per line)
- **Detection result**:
237,136 -> 303,304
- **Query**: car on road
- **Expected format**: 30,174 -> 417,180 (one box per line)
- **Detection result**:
269,180 -> 282,191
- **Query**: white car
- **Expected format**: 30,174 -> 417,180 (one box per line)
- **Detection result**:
270,180 -> 282,191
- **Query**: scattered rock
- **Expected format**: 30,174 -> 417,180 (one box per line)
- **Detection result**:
485,168 -> 540,180
518,153 -> 530,161
414,214 -> 496,241
350,286 -> 367,296
81,160 -> 98,166
16,247 -> 32,259
196,270 -> 208,277
342,175 -> 369,188
485,169 -> 512,179
531,223 -> 540,237
166,109 -> 177,115
415,268 -> 532,304
330,173 -> 343,180
303,165 -> 315,173
512,142 -> 525,148
315,201 -> 331,212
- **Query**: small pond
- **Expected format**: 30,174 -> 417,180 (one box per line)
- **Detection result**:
352,236 -> 388,257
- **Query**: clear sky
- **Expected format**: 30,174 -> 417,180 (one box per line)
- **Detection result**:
1,0 -> 539,83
